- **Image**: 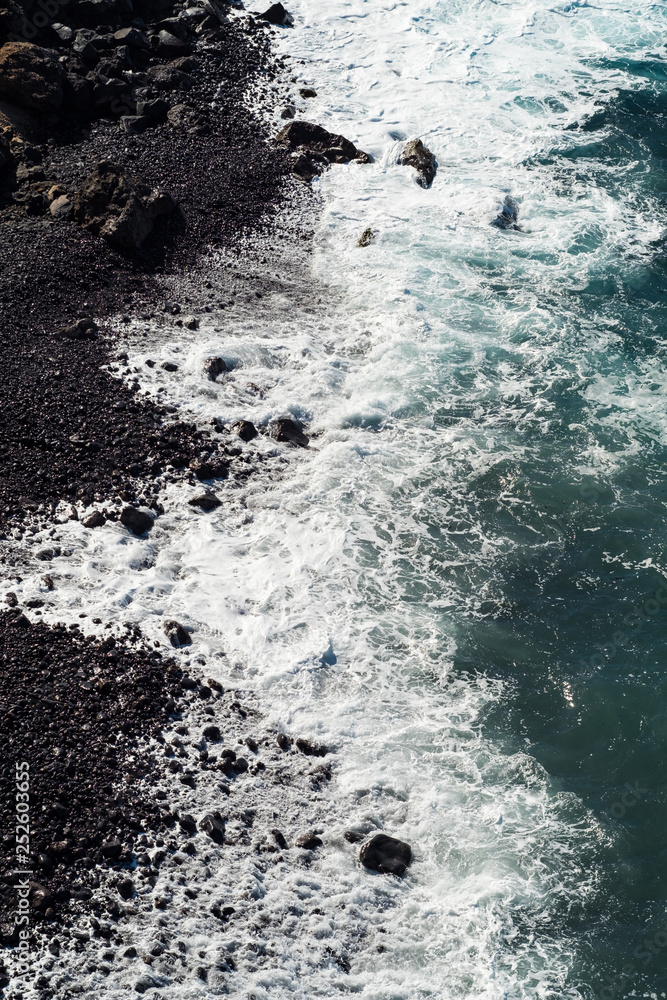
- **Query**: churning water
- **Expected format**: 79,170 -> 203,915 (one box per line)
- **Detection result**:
8,0 -> 667,996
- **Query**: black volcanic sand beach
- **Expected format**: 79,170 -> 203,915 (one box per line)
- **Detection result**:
0,0 -> 333,992
0,0 -> 299,529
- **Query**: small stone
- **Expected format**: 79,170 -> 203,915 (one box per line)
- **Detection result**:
295,737 -> 329,757
188,492 -> 222,512
163,620 -> 191,647
121,115 -> 152,135
296,833 -> 322,850
101,839 -> 122,860
259,2 -> 293,26
178,813 -> 197,833
233,420 -> 257,442
272,829 -> 288,849
344,830 -> 364,844
276,733 -> 291,750
359,833 -> 412,876
56,317 -> 98,341
50,195 -> 72,219
245,736 -> 258,753
5,593 -> 18,607
203,725 -> 221,741
357,227 -> 376,247
117,878 -> 134,900
82,510 -> 106,529
234,757 -> 248,773
270,417 -> 309,448
184,315 -> 199,330
203,356 -> 227,380
120,507 -> 155,536
162,361 -> 179,372
299,87 -> 317,98
29,883 -> 54,912
199,813 -> 225,844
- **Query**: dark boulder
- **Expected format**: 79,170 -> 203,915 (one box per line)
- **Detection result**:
398,139 -> 436,188
101,838 -> 122,860
188,491 -> 222,512
82,509 -> 106,528
258,3 -> 293,26
295,737 -> 328,757
156,30 -> 192,58
296,833 -> 322,850
189,456 -> 229,480
55,317 -> 98,341
147,65 -> 194,91
234,420 -> 257,442
359,833 -> 412,876
203,724 -> 221,741
492,196 -> 520,231
275,121 -> 371,181
120,505 -> 155,536
199,812 -> 225,844
114,27 -> 150,49
270,417 -> 309,448
0,43 -> 65,113
29,883 -> 54,912
117,877 -> 134,900
73,160 -> 177,250
203,356 -> 228,380
163,620 -> 191,647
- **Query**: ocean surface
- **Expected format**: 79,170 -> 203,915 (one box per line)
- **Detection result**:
8,0 -> 667,996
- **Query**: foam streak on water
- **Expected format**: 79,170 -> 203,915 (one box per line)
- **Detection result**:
8,0 -> 667,996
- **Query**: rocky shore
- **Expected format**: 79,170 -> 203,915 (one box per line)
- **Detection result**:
0,1 -> 409,994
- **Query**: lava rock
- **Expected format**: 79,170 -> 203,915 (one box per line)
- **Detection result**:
203,724 -> 221,741
344,830 -> 364,844
258,2 -> 293,26
295,737 -> 329,757
233,420 -> 257,442
120,506 -> 155,536
0,43 -> 65,113
147,65 -> 194,91
276,121 -> 371,180
270,417 -> 309,448
189,456 -> 229,480
398,139 -> 437,188
163,620 -> 191,648
359,833 -> 412,876
73,160 -> 177,250
82,509 -> 106,528
296,833 -> 322,850
199,812 -> 225,844
203,356 -> 228,380
492,196 -> 520,230
188,491 -> 222,512
55,317 -> 98,341
272,828 -> 288,849
114,27 -> 150,49
50,194 -> 73,219
117,877 -> 134,900
276,733 -> 291,750
299,87 -> 317,98
357,227 -> 376,247
156,30 -> 192,58
29,882 -> 54,912
101,838 -> 122,860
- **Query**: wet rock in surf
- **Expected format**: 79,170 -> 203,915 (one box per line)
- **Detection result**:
360,833 -> 412,876
296,832 -> 323,850
259,2 -> 294,26
270,417 -> 309,448
73,160 -> 177,250
492,196 -> 520,230
358,227 -> 376,247
164,620 -> 191,647
0,43 -> 65,113
189,455 -> 229,480
120,505 -> 155,536
234,420 -> 258,442
82,509 -> 106,528
203,356 -> 228,380
275,121 -> 371,181
188,491 -> 222,512
200,812 -> 226,844
398,138 -> 437,188
295,737 -> 329,757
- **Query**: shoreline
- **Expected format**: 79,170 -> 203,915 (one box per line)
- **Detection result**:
0,2 -> 361,994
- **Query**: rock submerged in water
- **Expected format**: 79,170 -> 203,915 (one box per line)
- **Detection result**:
120,506 -> 155,536
492,196 -> 521,231
360,833 -> 412,876
399,138 -> 437,188
73,160 -> 177,250
270,417 -> 309,448
276,120 -> 371,182
163,620 -> 191,648
259,2 -> 293,26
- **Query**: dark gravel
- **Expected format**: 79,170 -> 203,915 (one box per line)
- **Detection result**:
0,0 -> 295,529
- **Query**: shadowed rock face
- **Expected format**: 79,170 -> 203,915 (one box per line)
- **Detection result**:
360,833 -> 413,876
0,43 -> 64,113
73,160 -> 177,249
399,138 -> 437,188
